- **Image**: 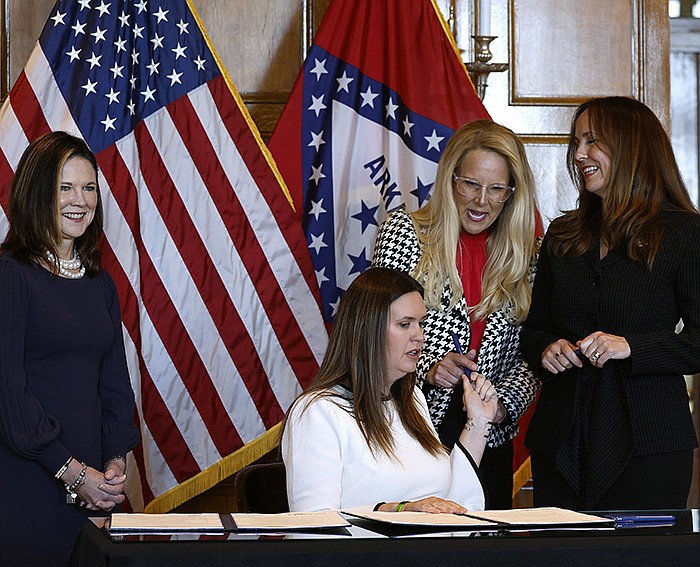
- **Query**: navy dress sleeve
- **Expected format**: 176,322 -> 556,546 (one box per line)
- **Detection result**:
0,255 -> 72,474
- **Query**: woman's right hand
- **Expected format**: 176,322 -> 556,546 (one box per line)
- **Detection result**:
62,460 -> 126,511
541,339 -> 583,374
426,350 -> 478,388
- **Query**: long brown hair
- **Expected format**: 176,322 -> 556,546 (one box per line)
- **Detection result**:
284,267 -> 446,459
1,131 -> 103,276
548,97 -> 697,267
411,119 -> 538,322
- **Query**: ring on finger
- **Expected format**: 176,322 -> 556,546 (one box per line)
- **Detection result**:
591,350 -> 601,362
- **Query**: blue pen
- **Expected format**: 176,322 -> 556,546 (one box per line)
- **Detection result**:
605,514 -> 675,523
450,332 -> 472,381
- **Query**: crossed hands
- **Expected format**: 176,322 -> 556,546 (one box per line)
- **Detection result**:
542,331 -> 631,373
62,458 -> 128,511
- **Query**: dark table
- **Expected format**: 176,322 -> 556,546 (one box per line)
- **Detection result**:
69,509 -> 700,567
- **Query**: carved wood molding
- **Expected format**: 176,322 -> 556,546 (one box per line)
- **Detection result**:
508,0 -> 642,106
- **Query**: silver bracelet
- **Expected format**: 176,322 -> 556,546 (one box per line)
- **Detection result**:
65,462 -> 88,501
465,418 -> 494,438
55,456 -> 73,479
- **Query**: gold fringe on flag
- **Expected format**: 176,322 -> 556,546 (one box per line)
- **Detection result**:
144,423 -> 282,514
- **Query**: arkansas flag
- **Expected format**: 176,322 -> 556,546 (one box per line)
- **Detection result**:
269,0 -> 489,322
0,0 -> 327,512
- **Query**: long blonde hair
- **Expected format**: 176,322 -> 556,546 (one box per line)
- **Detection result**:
411,120 -> 537,323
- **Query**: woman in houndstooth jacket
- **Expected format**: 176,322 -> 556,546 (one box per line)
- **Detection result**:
372,120 -> 541,508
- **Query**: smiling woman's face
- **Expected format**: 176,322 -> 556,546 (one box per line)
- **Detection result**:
573,109 -> 611,198
57,156 -> 98,257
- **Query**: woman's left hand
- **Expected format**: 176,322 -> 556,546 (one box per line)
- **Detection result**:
577,331 -> 631,368
403,496 -> 467,514
75,466 -> 125,511
462,373 -> 499,423
98,459 -> 128,501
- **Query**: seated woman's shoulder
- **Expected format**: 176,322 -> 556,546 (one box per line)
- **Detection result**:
291,386 -> 353,417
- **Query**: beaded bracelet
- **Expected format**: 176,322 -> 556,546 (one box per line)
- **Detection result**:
54,456 -> 73,480
65,462 -> 88,501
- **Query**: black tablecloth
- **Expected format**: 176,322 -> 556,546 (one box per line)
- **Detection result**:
69,510 -> 700,567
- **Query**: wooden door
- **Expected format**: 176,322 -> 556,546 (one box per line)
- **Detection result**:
483,0 -> 669,228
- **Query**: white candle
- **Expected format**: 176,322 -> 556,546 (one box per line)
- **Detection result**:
479,0 -> 491,36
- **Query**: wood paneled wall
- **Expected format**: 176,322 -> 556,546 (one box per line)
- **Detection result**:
3,0 -> 687,507
4,1 -> 669,205
485,0 -> 669,226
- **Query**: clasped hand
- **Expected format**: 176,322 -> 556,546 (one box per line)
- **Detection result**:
542,331 -> 631,373
72,460 -> 127,511
428,352 -> 504,423
426,350 -> 478,388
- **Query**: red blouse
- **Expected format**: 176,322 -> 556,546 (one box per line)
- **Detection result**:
456,229 -> 490,356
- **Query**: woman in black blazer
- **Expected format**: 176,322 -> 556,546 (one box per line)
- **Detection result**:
521,97 -> 700,510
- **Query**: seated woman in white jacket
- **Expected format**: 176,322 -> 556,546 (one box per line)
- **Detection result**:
282,267 -> 498,513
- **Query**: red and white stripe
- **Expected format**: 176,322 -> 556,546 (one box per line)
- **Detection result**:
0,43 -> 327,508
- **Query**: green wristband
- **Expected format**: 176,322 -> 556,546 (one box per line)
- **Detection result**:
395,500 -> 409,512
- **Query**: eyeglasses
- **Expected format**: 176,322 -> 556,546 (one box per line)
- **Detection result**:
452,174 -> 515,203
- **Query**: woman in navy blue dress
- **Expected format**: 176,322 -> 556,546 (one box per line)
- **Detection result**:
0,132 -> 139,566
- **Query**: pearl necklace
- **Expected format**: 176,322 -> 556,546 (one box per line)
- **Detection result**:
45,249 -> 86,279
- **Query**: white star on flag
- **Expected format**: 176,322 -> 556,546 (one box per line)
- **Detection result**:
425,129 -> 445,152
0,0 -> 327,518
360,86 -> 378,107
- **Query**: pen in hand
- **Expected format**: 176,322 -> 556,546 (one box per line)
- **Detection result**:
450,332 -> 473,383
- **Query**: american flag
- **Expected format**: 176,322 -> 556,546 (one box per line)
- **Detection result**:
0,0 -> 327,511
269,0 -> 489,322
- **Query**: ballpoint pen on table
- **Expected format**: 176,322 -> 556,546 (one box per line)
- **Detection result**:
604,514 -> 676,526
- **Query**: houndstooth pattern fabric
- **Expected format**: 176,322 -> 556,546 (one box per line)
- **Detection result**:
372,208 -> 541,448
